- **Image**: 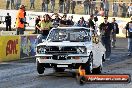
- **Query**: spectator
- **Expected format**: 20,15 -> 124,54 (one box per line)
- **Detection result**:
5,13 -> 11,31
16,5 -> 27,35
83,0 -> 90,15
42,0 -> 45,11
65,0 -> 70,14
6,0 -> 10,10
67,15 -> 74,26
71,0 -> 76,14
125,16 -> 132,56
45,0 -> 49,12
33,16 -> 41,34
88,14 -> 95,30
119,1 -> 127,17
23,10 -> 28,31
15,0 -> 21,10
11,0 -> 15,9
30,0 -> 35,10
99,8 -> 104,17
50,0 -> 55,13
112,1 -> 118,17
36,14 -> 53,43
94,7 -> 99,16
59,14 -> 69,27
100,0 -> 104,9
77,17 -> 87,27
111,18 -> 119,48
59,0 -> 65,13
91,0 -> 96,14
103,0 -> 109,16
128,3 -> 132,17
99,16 -> 112,60
51,13 -> 62,27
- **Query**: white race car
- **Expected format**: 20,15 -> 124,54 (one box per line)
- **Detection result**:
36,27 -> 106,74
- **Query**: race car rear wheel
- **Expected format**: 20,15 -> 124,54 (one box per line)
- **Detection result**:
54,68 -> 65,72
84,52 -> 93,74
37,61 -> 45,74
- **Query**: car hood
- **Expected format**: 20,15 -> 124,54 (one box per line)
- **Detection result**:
37,41 -> 92,47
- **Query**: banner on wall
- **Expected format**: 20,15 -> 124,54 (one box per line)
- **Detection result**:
20,35 -> 37,58
0,36 -> 20,61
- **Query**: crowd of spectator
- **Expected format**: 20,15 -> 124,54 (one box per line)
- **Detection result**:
33,13 -> 100,45
33,13 -> 75,34
4,0 -> 132,17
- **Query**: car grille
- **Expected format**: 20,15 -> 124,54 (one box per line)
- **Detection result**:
45,46 -> 77,54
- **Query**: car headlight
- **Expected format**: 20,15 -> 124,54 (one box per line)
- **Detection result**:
77,47 -> 86,54
37,46 -> 46,54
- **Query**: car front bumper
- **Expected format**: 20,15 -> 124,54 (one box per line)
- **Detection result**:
36,54 -> 90,68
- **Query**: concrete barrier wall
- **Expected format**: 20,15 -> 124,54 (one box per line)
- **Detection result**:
0,35 -> 38,62
20,35 -> 38,59
0,36 -> 20,62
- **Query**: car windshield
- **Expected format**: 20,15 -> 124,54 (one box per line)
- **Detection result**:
47,28 -> 91,42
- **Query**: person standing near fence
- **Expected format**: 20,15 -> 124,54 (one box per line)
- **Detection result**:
94,7 -> 99,16
119,1 -> 127,17
91,0 -> 96,15
111,18 -> 119,48
77,17 -> 87,27
5,13 -> 11,31
103,0 -> 109,16
36,14 -> 53,43
71,0 -> 76,14
30,0 -> 35,10
50,0 -> 55,13
42,0 -> 45,11
112,1 -> 118,17
45,0 -> 49,12
88,14 -> 95,30
128,3 -> 132,17
33,16 -> 41,34
6,0 -> 10,10
16,5 -> 26,35
15,0 -> 21,10
11,0 -> 15,9
65,0 -> 70,14
83,0 -> 90,15
59,0 -> 65,13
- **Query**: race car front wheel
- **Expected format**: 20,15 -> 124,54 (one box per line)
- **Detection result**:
84,52 -> 93,74
37,61 -> 45,74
